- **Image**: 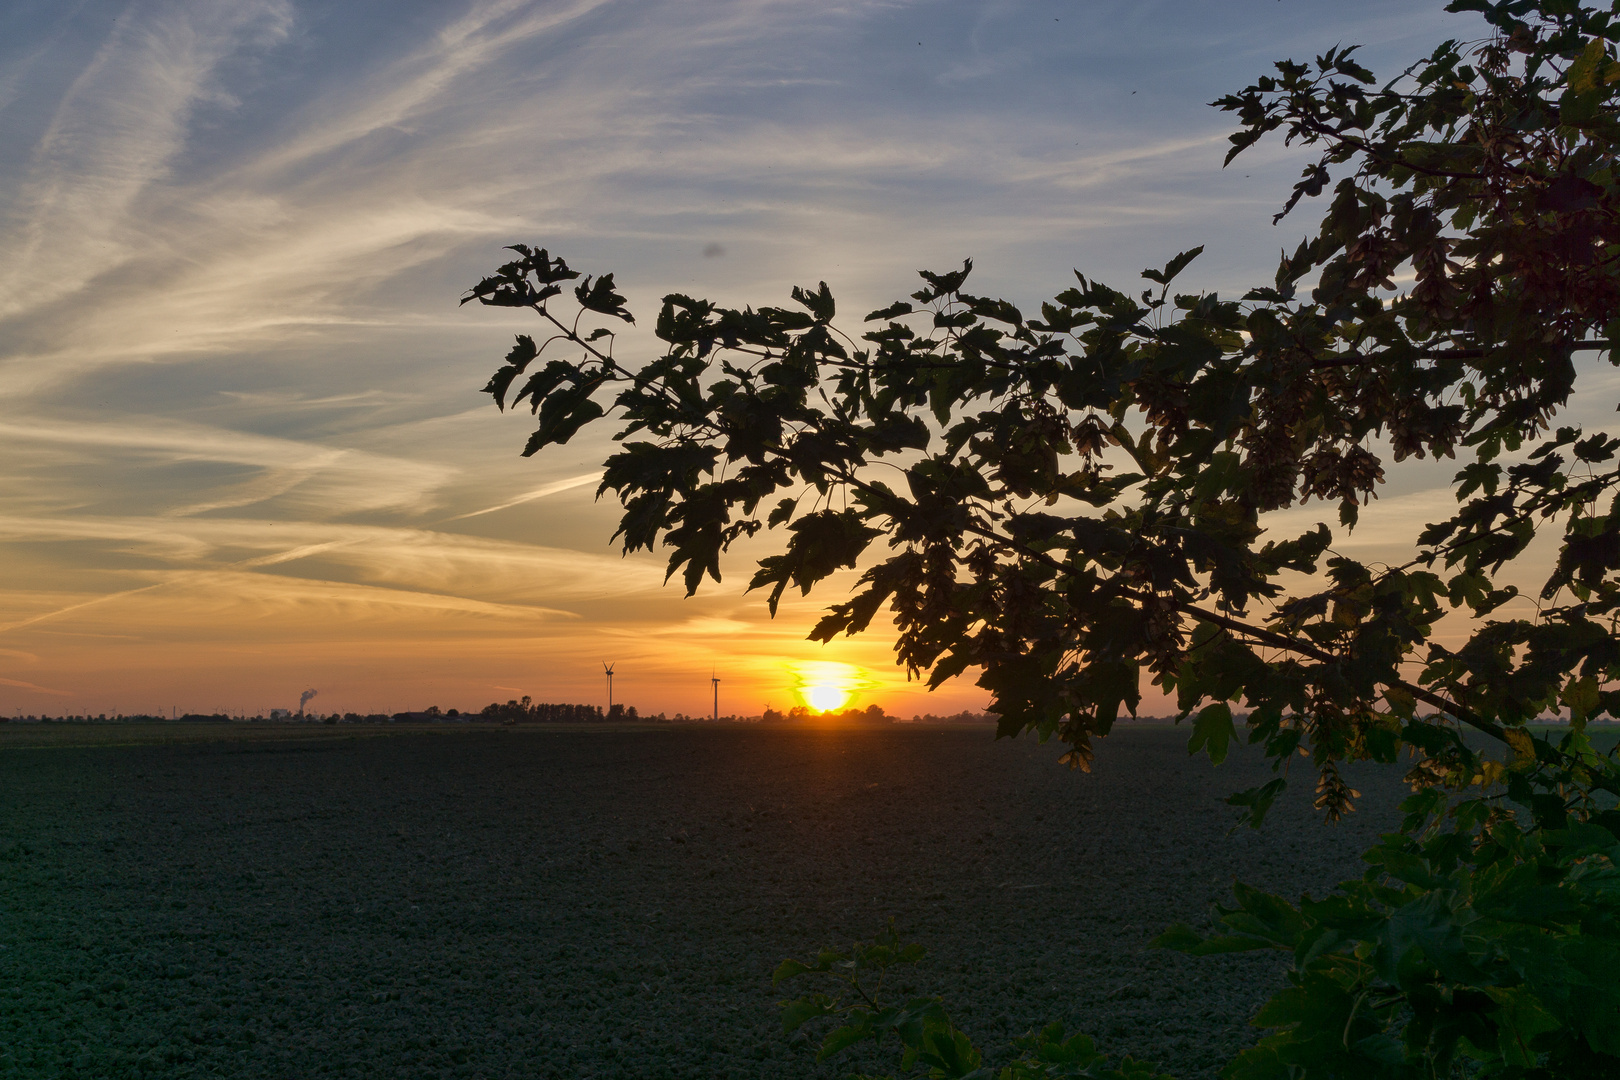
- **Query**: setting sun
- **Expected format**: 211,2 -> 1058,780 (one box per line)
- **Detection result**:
791,661 -> 869,714
803,683 -> 850,713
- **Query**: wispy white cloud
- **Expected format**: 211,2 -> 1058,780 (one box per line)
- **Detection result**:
247,0 -> 615,175
0,1 -> 96,118
0,513 -> 669,604
0,569 -> 579,644
0,0 -> 294,320
0,417 -> 455,516
0,0 -> 1306,395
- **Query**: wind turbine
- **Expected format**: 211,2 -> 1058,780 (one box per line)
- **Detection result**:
603,661 -> 616,715
711,669 -> 720,722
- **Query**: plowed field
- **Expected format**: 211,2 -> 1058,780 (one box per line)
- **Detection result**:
0,724 -> 1407,1079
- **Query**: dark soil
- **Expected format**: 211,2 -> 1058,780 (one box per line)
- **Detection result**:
0,724 -> 1408,1079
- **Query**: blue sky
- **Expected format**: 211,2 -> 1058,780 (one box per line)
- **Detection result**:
0,0 -> 1489,717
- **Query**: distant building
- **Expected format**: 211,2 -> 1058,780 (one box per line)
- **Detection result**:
270,708 -> 291,720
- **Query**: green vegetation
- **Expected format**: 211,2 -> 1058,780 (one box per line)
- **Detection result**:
468,1 -> 1620,1075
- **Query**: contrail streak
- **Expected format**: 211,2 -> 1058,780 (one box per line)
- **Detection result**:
441,471 -> 601,521
0,582 -> 169,634
0,676 -> 71,695
0,537 -> 359,635
237,539 -> 358,567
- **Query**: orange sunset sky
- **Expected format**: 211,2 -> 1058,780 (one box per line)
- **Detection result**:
7,0 -> 1571,719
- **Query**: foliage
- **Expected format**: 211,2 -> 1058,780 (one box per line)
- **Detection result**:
772,922 -> 1172,1080
477,697 -> 608,723
465,1 -> 1620,1075
1157,782 -> 1620,1078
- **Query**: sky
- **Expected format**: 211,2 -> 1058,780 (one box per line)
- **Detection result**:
0,0 -> 1513,719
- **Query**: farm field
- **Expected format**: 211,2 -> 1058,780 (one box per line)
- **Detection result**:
1,723 -> 1420,1079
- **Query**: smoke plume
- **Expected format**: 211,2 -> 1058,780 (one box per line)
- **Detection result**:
298,688 -> 318,712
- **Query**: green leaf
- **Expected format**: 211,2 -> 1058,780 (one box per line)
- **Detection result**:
574,273 -> 634,322
912,259 -> 973,302
791,281 -> 836,322
1561,675 -> 1599,726
1225,778 -> 1287,829
817,1022 -> 872,1060
1375,889 -> 1478,985
525,392 -> 604,452
772,959 -> 812,986
767,498 -> 797,528
1140,245 -> 1204,286
1222,882 -> 1306,948
748,510 -> 881,615
915,1026 -> 982,1077
1485,986 -> 1561,1068
779,995 -> 833,1032
482,335 -> 540,411
1188,702 -> 1237,765
1567,36 -> 1614,94
865,300 -> 914,321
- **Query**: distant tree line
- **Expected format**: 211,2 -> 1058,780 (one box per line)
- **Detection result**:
907,710 -> 991,725
478,696 -> 616,723
760,704 -> 893,724
1,702 -> 936,724
0,705 -> 1192,726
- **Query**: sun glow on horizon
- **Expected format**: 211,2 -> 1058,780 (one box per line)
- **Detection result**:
791,661 -> 872,714
803,683 -> 850,713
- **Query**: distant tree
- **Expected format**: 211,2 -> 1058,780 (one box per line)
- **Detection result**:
466,2 -> 1620,1075
479,699 -> 603,723
913,710 -> 995,725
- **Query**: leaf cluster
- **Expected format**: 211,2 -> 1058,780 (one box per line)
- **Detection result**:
1158,801 -> 1620,1078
